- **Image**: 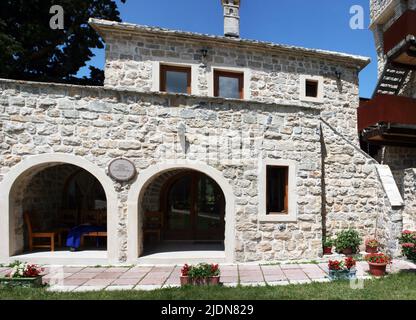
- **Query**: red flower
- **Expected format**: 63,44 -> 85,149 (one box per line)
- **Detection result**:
365,253 -> 391,264
181,264 -> 190,276
23,264 -> 43,277
403,230 -> 413,235
328,260 -> 342,271
402,243 -> 415,248
345,257 -> 356,269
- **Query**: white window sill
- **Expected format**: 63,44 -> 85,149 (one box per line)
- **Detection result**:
258,214 -> 297,223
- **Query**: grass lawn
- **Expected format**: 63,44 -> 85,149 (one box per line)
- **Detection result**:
0,271 -> 415,300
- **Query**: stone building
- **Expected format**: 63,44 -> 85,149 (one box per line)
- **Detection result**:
359,0 -> 416,234
0,1 -> 414,265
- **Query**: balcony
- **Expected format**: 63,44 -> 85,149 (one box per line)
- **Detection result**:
358,94 -> 416,146
383,10 -> 416,67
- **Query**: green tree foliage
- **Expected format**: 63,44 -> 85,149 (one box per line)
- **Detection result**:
0,0 -> 126,85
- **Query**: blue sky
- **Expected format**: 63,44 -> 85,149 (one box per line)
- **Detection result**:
79,0 -> 377,98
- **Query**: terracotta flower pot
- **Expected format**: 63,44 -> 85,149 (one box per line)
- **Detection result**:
342,248 -> 353,255
180,276 -> 190,286
365,245 -> 378,254
323,247 -> 332,255
209,276 -> 220,285
368,262 -> 387,277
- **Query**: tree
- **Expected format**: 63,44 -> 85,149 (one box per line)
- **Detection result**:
0,0 -> 126,85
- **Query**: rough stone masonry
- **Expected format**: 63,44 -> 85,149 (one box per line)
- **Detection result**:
0,4 -> 413,264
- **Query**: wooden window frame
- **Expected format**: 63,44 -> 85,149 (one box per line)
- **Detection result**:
305,79 -> 319,98
160,65 -> 192,94
214,70 -> 244,99
266,165 -> 289,215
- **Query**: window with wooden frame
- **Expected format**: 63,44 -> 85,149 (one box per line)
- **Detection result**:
305,79 -> 319,98
214,70 -> 244,99
160,65 -> 191,94
266,166 -> 289,214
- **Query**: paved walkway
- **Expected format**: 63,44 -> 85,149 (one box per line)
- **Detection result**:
1,259 -> 415,292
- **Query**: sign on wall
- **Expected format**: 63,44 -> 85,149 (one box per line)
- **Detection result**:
108,158 -> 137,182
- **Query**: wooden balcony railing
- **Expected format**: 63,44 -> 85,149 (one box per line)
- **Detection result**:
383,10 -> 416,55
358,94 -> 416,131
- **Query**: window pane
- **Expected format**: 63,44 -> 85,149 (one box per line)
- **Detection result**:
267,166 -> 288,214
167,176 -> 191,230
219,76 -> 240,99
305,80 -> 318,98
166,70 -> 188,93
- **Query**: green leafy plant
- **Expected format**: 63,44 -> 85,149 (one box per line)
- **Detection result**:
334,229 -> 361,253
399,230 -> 416,262
365,238 -> 379,248
323,238 -> 333,247
183,263 -> 221,279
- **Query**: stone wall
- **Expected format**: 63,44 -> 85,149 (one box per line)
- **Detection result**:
0,79 -> 327,262
320,120 -> 401,254
22,164 -> 78,231
375,146 -> 416,193
101,29 -> 362,142
403,169 -> 416,230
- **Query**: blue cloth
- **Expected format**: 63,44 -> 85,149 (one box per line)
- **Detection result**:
66,225 -> 106,249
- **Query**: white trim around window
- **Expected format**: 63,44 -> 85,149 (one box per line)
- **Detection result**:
152,61 -> 199,95
258,159 -> 298,222
208,66 -> 251,100
299,75 -> 324,103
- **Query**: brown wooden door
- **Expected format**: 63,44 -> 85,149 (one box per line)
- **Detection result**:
163,171 -> 225,241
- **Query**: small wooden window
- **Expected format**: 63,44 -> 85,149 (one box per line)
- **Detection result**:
160,65 -> 191,94
305,80 -> 319,98
266,166 -> 289,214
214,70 -> 244,99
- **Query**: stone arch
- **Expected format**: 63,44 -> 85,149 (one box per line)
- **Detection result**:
127,161 -> 236,263
0,153 -> 118,264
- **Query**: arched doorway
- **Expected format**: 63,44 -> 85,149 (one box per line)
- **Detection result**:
127,161 -> 236,264
161,171 -> 225,241
0,154 -> 118,265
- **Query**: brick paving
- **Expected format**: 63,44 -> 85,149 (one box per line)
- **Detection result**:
1,259 -> 414,292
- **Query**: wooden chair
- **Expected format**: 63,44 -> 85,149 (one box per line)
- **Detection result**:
143,211 -> 163,242
80,209 -> 107,248
24,212 -> 62,252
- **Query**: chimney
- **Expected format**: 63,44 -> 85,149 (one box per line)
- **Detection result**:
221,0 -> 241,38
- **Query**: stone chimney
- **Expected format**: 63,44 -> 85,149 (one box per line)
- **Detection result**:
221,0 -> 241,38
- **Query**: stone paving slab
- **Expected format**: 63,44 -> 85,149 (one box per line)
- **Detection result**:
119,272 -> 148,279
104,267 -> 130,273
94,272 -> 123,279
83,278 -> 114,286
67,272 -> 101,279
36,259 -> 415,292
111,278 -> 140,286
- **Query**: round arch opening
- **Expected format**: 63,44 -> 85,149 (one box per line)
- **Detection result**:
0,154 -> 118,264
127,162 -> 236,263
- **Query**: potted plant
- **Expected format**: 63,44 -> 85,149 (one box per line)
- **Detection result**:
399,230 -> 416,262
0,261 -> 44,288
180,264 -> 191,286
334,229 -> 361,255
365,238 -> 379,253
209,264 -> 220,285
180,263 -> 221,286
365,253 -> 391,277
323,238 -> 334,255
328,257 -> 357,280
